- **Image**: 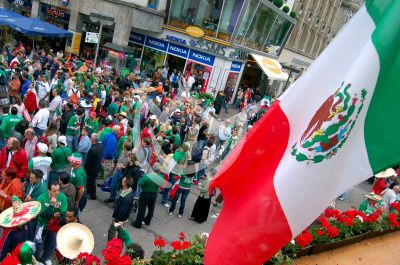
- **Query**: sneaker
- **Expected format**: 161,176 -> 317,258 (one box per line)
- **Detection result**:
142,221 -> 145,225
168,211 -> 173,216
45,260 -> 52,265
178,215 -> 182,218
338,196 -> 344,201
163,203 -> 170,208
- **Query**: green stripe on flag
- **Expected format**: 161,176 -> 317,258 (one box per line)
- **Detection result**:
365,0 -> 400,173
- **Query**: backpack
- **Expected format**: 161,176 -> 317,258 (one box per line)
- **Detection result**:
191,143 -> 205,163
70,88 -> 79,105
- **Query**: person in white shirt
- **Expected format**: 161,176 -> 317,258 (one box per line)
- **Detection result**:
382,186 -> 400,209
187,75 -> 195,90
63,73 -> 73,91
37,75 -> 50,102
67,84 -> 81,98
217,120 -> 232,149
100,84 -> 107,106
48,89 -> 62,122
28,143 -> 52,181
31,100 -> 50,136
202,102 -> 216,120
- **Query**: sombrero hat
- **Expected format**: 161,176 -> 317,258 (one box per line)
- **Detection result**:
375,168 -> 396,178
363,192 -> 382,201
0,196 -> 41,228
79,98 -> 93,108
56,223 -> 94,259
68,153 -> 82,165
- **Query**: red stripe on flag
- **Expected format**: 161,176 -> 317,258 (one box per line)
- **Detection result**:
205,102 -> 292,265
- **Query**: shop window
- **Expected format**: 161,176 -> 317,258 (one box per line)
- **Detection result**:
141,47 -> 166,77
262,17 -> 292,54
148,0 -> 158,9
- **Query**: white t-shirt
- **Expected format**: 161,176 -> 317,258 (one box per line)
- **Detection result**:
32,108 -> 50,130
30,156 -> 52,181
37,82 -> 50,101
68,87 -> 81,98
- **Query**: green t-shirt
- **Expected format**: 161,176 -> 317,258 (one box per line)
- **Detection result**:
100,127 -> 112,141
172,150 -> 186,164
178,175 -> 194,190
84,118 -> 99,135
108,102 -> 119,116
117,136 -> 127,157
37,192 -> 68,227
174,134 -> 181,148
0,114 -> 23,138
70,167 -> 87,189
139,173 -> 163,193
51,147 -> 72,170
66,115 -> 80,136
84,79 -> 93,93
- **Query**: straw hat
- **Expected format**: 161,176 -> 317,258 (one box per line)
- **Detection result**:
375,168 -> 396,178
0,196 -> 41,228
56,223 -> 94,259
119,111 -> 127,117
363,192 -> 382,201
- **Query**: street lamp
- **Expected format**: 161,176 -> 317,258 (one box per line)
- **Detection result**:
89,12 -> 114,68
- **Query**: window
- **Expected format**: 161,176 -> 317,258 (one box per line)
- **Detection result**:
148,0 -> 158,9
168,0 -> 244,41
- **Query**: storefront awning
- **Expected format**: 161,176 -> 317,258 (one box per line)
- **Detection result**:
250,53 -> 289,81
0,8 -> 72,37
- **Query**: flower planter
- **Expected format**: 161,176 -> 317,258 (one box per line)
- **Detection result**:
311,234 -> 365,255
291,245 -> 314,258
363,229 -> 389,240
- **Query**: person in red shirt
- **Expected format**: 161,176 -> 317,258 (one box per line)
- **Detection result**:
0,138 -> 28,180
372,168 -> 395,195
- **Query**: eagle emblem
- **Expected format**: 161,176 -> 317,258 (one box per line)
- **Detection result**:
291,82 -> 367,163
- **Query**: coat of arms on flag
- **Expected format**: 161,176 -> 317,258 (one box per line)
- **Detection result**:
291,82 -> 367,163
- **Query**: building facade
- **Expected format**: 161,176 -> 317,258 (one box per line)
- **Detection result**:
278,0 -> 364,96
2,0 -> 297,98
129,0 -> 297,98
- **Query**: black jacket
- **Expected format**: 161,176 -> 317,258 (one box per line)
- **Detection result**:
123,164 -> 144,192
85,143 -> 104,175
112,190 -> 134,222
59,109 -> 74,134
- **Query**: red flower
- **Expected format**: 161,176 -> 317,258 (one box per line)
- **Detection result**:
316,230 -> 325,236
179,232 -> 186,241
102,248 -> 121,263
171,240 -> 183,251
318,217 -> 331,229
105,238 -> 123,255
388,213 -> 399,228
343,217 -> 354,227
1,255 -> 19,265
154,236 -> 167,248
324,208 -> 340,219
85,255 -> 100,265
390,202 -> 400,212
182,241 -> 191,250
326,226 -> 339,238
295,230 -> 313,248
365,209 -> 382,223
118,255 -> 133,265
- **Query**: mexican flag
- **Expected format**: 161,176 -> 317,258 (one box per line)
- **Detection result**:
205,1 -> 400,264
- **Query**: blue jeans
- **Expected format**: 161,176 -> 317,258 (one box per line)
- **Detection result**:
196,163 -> 206,181
34,225 -> 57,261
33,127 -> 44,137
169,188 -> 190,215
109,169 -> 124,200
66,135 -> 79,153
162,173 -> 178,204
48,168 -> 66,183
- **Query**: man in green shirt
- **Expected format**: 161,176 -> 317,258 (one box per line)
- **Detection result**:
99,119 -> 113,142
66,108 -> 85,153
50,136 -> 72,182
0,106 -> 23,139
68,153 -> 87,213
35,181 -> 68,263
132,162 -> 165,229
84,74 -> 93,94
84,111 -> 99,136
108,97 -> 121,116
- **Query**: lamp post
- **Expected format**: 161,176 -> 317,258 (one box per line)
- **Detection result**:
89,12 -> 114,67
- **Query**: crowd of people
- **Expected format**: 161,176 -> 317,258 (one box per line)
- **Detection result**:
0,42 -> 270,264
